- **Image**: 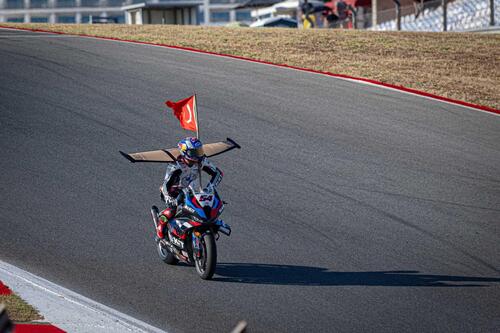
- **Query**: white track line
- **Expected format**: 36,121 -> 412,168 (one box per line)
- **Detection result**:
336,77 -> 500,117
0,260 -> 168,333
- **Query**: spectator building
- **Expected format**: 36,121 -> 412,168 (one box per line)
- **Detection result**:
0,0 -> 252,25
201,0 -> 251,24
123,1 -> 202,24
0,0 -> 129,23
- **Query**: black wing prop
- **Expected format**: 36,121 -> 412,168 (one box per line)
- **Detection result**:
119,138 -> 241,163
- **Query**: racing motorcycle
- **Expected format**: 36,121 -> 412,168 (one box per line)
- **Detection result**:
120,138 -> 240,280
150,184 -> 231,280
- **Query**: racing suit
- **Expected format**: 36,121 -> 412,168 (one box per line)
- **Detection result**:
156,157 -> 223,239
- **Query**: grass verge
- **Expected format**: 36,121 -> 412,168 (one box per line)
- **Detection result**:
1,294 -> 42,322
1,23 -> 499,110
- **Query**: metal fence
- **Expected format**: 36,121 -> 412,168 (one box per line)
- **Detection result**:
367,0 -> 498,32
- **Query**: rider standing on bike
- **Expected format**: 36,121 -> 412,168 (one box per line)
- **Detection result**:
156,137 -> 223,240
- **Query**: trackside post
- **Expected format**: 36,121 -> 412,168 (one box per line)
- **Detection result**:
393,0 -> 401,31
442,0 -> 448,31
491,0 -> 495,26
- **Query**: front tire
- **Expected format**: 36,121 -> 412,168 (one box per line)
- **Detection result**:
195,233 -> 217,280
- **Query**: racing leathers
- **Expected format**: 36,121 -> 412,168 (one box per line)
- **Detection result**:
156,157 -> 223,239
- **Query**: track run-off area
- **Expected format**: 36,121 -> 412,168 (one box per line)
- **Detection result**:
0,28 -> 499,332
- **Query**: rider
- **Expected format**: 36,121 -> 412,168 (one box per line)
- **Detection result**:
156,137 -> 223,240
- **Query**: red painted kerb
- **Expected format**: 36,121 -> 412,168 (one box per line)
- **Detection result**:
1,25 -> 499,116
14,324 -> 66,333
1,280 -> 66,332
0,281 -> 12,295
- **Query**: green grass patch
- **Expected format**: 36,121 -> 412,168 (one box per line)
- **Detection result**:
0,294 -> 43,322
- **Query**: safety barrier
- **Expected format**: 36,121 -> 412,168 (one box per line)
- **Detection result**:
370,0 -> 499,31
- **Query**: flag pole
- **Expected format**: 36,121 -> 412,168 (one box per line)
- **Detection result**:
194,94 -> 200,140
194,94 -> 202,191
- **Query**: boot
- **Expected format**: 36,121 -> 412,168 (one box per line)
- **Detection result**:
156,207 -> 176,239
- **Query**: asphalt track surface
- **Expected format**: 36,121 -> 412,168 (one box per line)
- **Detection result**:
1,28 -> 499,333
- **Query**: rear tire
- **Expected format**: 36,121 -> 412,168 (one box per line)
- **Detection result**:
195,232 -> 217,280
157,241 -> 178,265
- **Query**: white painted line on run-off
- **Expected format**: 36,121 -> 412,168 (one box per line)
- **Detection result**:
0,260 -> 168,333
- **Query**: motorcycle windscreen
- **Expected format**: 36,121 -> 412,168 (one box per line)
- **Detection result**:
119,138 -> 240,163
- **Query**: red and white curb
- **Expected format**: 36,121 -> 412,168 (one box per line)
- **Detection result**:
0,25 -> 498,117
1,280 -> 65,332
0,260 -> 167,333
0,280 -> 12,295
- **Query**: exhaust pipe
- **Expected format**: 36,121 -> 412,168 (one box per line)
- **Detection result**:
151,206 -> 160,228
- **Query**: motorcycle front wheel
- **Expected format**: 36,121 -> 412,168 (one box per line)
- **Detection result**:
194,232 -> 217,280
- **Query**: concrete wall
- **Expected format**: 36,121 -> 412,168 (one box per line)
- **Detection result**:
125,9 -> 141,24
127,7 -> 197,25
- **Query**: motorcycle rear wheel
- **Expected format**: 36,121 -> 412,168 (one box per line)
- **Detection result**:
194,233 -> 217,280
157,241 -> 178,265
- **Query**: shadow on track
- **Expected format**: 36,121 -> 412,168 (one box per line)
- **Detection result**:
213,263 -> 500,287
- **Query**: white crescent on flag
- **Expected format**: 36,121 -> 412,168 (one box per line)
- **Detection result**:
186,104 -> 193,123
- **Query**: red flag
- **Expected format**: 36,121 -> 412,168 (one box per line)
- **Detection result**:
165,95 -> 198,133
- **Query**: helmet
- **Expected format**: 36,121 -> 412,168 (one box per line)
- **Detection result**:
178,137 -> 204,162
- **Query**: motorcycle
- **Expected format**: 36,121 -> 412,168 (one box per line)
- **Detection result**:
150,184 -> 231,280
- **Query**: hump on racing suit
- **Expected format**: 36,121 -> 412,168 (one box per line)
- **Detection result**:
160,156 -> 223,204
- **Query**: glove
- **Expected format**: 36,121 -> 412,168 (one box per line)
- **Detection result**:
166,196 -> 177,207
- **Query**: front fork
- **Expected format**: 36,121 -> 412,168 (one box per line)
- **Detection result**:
192,230 -> 203,259
192,221 -> 230,258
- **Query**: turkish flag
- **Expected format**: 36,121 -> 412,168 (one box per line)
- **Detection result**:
165,95 -> 198,132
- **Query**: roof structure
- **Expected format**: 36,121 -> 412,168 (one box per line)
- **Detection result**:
236,0 -> 283,9
250,16 -> 298,27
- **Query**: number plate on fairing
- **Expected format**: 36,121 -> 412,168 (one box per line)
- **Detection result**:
195,194 -> 214,207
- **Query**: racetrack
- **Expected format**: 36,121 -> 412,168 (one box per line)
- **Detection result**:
0,27 -> 499,332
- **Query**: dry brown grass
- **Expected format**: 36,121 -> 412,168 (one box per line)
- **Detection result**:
1,294 -> 42,322
2,23 -> 499,109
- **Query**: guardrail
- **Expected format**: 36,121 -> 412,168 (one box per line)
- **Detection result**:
369,0 -> 498,32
